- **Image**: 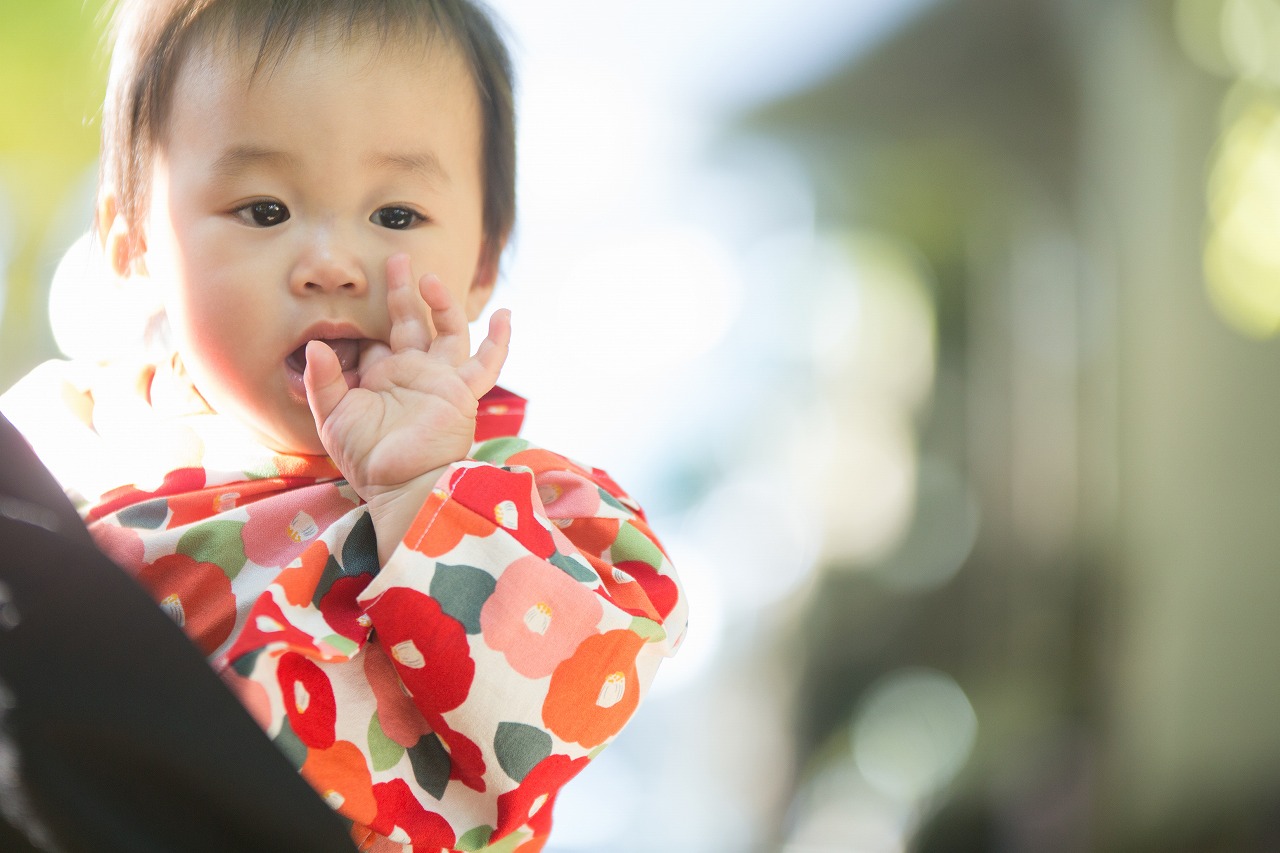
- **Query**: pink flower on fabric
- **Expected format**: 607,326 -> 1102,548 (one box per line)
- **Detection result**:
534,470 -> 601,519
90,523 -> 145,572
480,555 -> 603,679
363,644 -> 433,749
221,667 -> 272,730
240,482 -> 356,567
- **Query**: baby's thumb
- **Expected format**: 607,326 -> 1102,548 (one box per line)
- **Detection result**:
302,340 -> 348,426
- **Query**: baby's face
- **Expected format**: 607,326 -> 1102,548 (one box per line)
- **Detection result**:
138,32 -> 492,455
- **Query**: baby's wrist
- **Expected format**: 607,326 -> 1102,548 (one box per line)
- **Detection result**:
365,464 -> 453,565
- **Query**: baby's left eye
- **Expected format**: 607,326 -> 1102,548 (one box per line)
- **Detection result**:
373,206 -> 424,230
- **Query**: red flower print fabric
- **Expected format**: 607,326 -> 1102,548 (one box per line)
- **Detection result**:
1,359 -> 687,852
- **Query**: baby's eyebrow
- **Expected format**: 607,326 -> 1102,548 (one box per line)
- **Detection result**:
367,151 -> 451,187
211,144 -> 301,177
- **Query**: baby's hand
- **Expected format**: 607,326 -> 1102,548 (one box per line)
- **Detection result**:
303,253 -> 510,563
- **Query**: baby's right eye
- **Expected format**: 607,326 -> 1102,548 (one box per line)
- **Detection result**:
234,200 -> 290,227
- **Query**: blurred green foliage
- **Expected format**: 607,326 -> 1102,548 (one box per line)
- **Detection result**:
0,0 -> 112,388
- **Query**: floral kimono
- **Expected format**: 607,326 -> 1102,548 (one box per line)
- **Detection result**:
1,357 -> 687,852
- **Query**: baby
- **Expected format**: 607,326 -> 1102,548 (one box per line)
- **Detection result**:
0,0 -> 686,850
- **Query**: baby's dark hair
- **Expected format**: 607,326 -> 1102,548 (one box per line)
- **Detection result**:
100,0 -> 516,264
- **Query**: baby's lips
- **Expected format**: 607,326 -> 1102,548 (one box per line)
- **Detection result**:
317,338 -> 361,372
288,339 -> 363,373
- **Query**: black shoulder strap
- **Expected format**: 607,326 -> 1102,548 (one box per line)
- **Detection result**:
0,412 -> 357,853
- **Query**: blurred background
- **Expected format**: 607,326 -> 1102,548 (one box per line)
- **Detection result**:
5,0 -> 1280,850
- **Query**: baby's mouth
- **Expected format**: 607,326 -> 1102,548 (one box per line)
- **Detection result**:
285,338 -> 363,375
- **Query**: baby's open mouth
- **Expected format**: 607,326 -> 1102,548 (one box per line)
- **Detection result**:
286,338 -> 362,375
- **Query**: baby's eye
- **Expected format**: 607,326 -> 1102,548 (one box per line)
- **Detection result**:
373,206 -> 424,230
235,200 -> 290,227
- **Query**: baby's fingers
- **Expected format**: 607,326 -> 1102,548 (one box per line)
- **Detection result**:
420,273 -> 471,363
386,254 -> 431,354
303,340 -> 349,427
457,309 -> 512,397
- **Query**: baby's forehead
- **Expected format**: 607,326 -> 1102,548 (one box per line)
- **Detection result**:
174,13 -> 456,82
155,17 -> 469,146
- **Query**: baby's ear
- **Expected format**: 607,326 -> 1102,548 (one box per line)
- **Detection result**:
465,238 -> 503,321
98,192 -> 147,279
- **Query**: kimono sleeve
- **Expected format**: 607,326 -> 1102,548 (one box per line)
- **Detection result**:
353,438 -> 687,847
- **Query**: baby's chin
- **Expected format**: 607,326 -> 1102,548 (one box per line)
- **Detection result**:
272,433 -> 329,458
181,364 -> 330,457
244,410 -> 328,458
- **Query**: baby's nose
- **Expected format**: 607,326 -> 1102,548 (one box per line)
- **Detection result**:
290,229 -> 367,294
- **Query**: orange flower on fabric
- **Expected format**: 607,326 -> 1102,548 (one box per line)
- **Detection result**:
277,540 -> 331,607
480,555 -> 603,678
301,739 -> 377,826
135,552 -> 235,654
542,630 -> 645,748
506,448 -> 593,480
589,554 -> 660,620
404,490 -> 495,558
271,454 -> 341,481
554,516 -> 619,562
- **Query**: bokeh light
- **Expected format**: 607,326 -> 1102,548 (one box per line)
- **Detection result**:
852,668 -> 978,805
1204,93 -> 1280,336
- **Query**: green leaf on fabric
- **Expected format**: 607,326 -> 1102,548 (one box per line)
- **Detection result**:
588,743 -> 609,760
367,712 -> 405,772
628,616 -> 667,643
311,555 -> 344,609
598,487 -> 628,511
549,550 -> 596,582
430,563 -> 496,634
493,722 -> 552,783
319,633 -> 359,658
229,648 -> 262,678
470,829 -> 530,853
611,521 -> 664,571
408,733 -> 451,800
472,437 -> 530,465
243,460 -> 280,480
341,512 -> 379,578
118,499 -> 168,530
456,825 -> 495,851
177,520 -> 247,579
273,716 -> 307,769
